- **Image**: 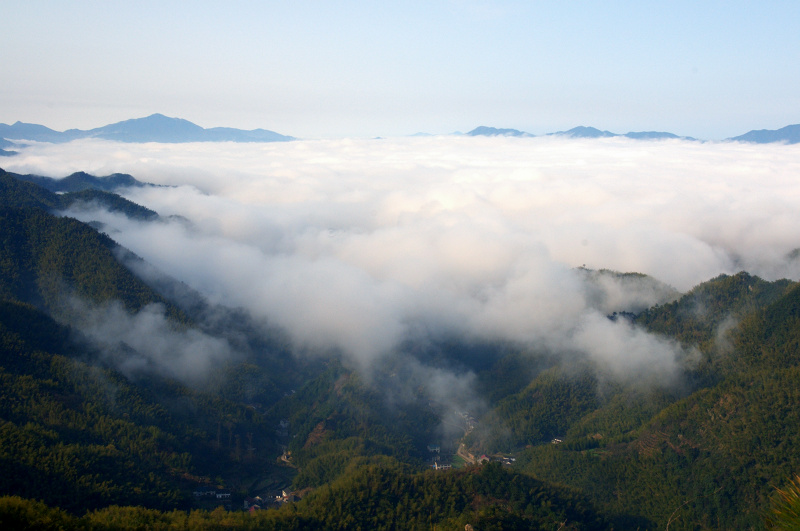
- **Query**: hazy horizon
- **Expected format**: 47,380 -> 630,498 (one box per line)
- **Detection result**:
2,111 -> 798,142
2,2 -> 799,139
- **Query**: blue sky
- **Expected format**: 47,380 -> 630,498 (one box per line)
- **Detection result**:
2,1 -> 799,138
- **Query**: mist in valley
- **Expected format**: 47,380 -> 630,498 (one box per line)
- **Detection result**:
6,136 -> 800,413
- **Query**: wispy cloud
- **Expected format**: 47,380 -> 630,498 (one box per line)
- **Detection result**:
65,297 -> 232,384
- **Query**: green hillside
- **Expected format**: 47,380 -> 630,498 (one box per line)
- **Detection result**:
514,275 -> 800,529
0,461 -> 608,530
0,297 -> 279,514
0,205 -> 179,320
0,171 -> 293,515
2,168 -> 800,528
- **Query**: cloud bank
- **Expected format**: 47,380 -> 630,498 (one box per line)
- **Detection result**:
6,136 -> 800,385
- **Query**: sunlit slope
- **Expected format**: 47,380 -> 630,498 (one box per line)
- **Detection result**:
636,271 -> 795,351
0,205 -> 179,319
518,276 -> 800,529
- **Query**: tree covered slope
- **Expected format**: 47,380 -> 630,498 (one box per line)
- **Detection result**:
2,168 -> 800,528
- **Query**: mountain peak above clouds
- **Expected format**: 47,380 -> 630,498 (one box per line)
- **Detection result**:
85,113 -> 206,143
553,126 -> 617,138
728,124 -> 800,144
623,131 -> 683,140
0,121 -> 72,143
0,114 -> 294,144
3,116 -> 800,145
466,126 -> 533,137
465,125 -> 695,141
551,126 -> 691,140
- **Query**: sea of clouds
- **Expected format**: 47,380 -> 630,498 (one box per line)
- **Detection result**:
6,136 -> 800,386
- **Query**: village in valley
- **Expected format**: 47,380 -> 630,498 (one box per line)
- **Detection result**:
193,402 -> 525,514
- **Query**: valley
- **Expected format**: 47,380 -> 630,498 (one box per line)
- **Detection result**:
1,165 -> 800,529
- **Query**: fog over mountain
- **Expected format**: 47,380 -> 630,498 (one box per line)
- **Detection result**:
5,136 -> 800,385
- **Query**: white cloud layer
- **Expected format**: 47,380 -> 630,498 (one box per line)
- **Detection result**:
6,136 -> 800,382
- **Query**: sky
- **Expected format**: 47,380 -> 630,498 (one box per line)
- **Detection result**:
2,1 -> 799,139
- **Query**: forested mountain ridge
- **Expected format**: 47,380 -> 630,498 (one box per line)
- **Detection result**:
636,271 -> 795,351
0,202 -> 173,319
2,168 -> 800,528
1,168 -> 159,220
14,170 -> 148,193
0,171 -> 299,515
514,274 -> 800,528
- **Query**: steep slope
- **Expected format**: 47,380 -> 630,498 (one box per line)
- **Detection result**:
0,173 -> 297,514
267,361 -> 439,490
0,297 -> 277,514
0,168 -> 64,210
1,168 -> 156,217
728,281 -> 800,372
517,275 -> 800,529
0,169 -> 170,311
0,205 -> 176,318
636,272 -> 794,352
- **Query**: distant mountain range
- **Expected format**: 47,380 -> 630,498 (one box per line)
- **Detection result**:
1,114 -> 799,147
554,126 -> 690,141
467,125 -> 693,141
0,113 -> 293,145
466,126 -> 533,137
465,124 -> 800,144
728,124 -> 800,144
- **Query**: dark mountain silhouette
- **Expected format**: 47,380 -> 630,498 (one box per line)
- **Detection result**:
0,168 -> 158,222
14,170 -> 147,193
